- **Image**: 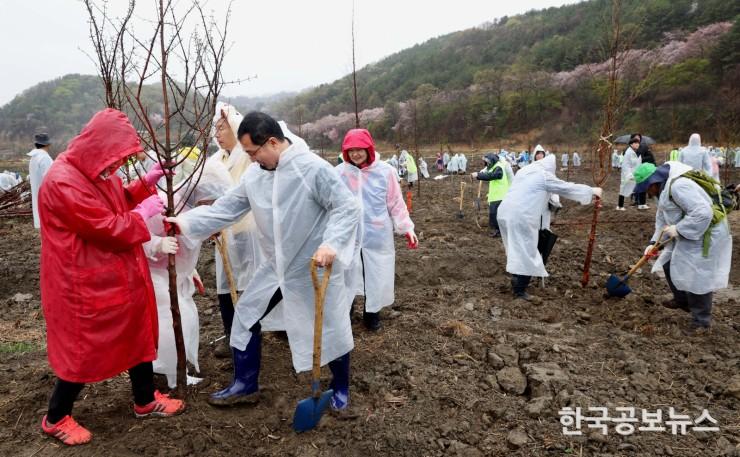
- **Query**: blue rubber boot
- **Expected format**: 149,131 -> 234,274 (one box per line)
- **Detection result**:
328,352 -> 350,411
208,331 -> 261,406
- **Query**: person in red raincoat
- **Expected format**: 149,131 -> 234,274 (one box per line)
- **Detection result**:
37,109 -> 185,446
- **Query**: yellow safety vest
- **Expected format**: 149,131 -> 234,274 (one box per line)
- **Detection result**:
406,155 -> 417,173
487,161 -> 509,203
669,149 -> 679,161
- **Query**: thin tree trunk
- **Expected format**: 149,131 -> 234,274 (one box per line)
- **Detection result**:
351,2 -> 360,128
159,0 -> 187,396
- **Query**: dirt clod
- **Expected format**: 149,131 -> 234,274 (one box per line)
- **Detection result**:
507,427 -> 529,448
496,366 -> 527,395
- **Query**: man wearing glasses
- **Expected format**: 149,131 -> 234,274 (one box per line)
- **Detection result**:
166,111 -> 359,413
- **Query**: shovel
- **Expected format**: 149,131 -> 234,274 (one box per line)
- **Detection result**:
213,233 -> 238,305
293,259 -> 334,432
606,229 -> 673,298
456,181 -> 467,219
473,179 -> 483,228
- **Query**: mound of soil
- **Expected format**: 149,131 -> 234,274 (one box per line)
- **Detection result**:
0,164 -> 738,456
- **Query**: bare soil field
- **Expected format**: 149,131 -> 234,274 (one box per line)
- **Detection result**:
0,162 -> 738,456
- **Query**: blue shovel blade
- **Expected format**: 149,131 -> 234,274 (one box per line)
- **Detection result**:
606,274 -> 631,298
293,389 -> 334,433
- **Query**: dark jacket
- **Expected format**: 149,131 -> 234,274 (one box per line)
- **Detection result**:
637,143 -> 656,165
477,164 -> 504,181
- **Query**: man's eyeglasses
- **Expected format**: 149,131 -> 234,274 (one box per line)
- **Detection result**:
244,137 -> 272,156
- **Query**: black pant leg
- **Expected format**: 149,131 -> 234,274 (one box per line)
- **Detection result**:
249,289 -> 283,333
511,274 -> 531,295
47,379 -> 85,424
687,291 -> 713,328
489,200 -> 501,231
618,195 -> 625,208
129,362 -> 155,406
663,262 -> 689,308
217,293 -> 236,336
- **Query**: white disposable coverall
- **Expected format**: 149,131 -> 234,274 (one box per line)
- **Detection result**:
418,158 -> 430,178
459,154 -> 468,173
650,161 -> 731,295
0,172 -> 19,192
208,102 -> 260,296
619,146 -> 641,197
678,134 -> 713,177
27,148 -> 53,228
400,150 -> 417,183
143,160 -> 233,387
336,157 -> 414,313
612,151 -> 620,168
178,136 -> 360,372
498,155 -> 593,277
447,155 -> 460,174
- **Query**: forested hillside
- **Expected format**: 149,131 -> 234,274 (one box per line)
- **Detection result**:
0,74 -> 204,155
0,75 -> 103,154
274,0 -> 740,148
1,0 -> 738,156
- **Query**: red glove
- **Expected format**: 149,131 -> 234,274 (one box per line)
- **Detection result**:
405,231 -> 418,249
163,214 -> 190,236
643,244 -> 659,259
163,219 -> 181,235
193,271 -> 205,295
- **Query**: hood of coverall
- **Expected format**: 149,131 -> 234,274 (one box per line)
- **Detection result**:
341,128 -> 376,168
63,108 -> 142,181
484,153 -> 499,166
211,102 -> 249,170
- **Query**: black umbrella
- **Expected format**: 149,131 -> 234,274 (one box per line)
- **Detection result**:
614,134 -> 656,145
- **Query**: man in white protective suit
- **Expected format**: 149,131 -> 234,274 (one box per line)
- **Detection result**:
497,155 -> 601,300
28,133 -> 54,229
166,112 -> 360,412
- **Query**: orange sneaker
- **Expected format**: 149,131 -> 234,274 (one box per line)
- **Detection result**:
41,415 -> 92,446
134,390 -> 185,418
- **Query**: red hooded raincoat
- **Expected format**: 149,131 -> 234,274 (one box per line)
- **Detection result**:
38,108 -> 158,383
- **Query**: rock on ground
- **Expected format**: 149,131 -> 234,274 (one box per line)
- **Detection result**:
496,366 -> 527,395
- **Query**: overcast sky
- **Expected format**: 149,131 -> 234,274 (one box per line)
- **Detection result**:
0,0 -> 579,106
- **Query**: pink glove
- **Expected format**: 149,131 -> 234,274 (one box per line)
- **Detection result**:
143,162 -> 174,187
405,231 -> 419,249
132,195 -> 165,220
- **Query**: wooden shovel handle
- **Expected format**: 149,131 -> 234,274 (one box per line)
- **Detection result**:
459,181 -> 467,211
624,229 -> 673,279
214,233 -> 238,305
477,180 -> 483,199
310,259 -> 333,397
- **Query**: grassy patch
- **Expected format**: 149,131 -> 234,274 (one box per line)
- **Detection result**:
0,341 -> 39,353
